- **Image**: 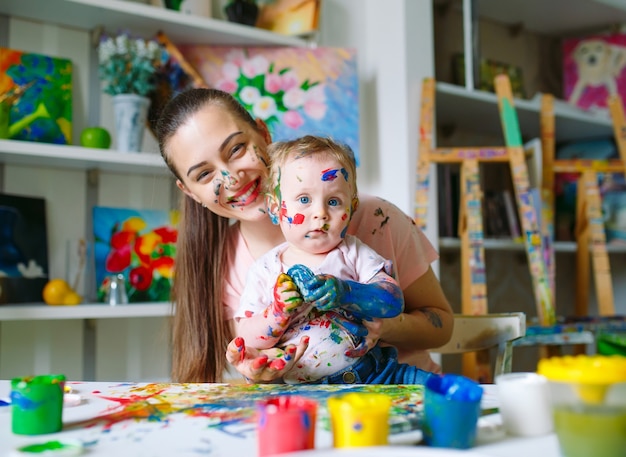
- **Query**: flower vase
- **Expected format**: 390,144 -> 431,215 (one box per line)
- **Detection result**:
112,94 -> 150,153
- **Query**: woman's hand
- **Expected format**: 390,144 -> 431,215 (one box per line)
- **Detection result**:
225,336 -> 309,383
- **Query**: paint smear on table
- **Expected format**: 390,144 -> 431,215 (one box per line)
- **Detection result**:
79,383 -> 423,436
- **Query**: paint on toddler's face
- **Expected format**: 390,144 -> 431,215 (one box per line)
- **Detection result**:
276,154 -> 353,256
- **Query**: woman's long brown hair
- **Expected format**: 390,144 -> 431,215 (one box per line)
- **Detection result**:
156,88 -> 259,382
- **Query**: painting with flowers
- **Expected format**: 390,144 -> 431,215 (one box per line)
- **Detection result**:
178,45 -> 360,162
93,207 -> 178,303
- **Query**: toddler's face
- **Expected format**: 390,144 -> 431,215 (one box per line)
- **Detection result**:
276,153 -> 354,255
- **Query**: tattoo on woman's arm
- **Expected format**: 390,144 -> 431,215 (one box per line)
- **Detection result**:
422,309 -> 443,328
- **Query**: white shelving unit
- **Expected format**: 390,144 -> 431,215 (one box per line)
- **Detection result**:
436,82 -> 614,143
0,303 -> 172,321
0,139 -> 168,175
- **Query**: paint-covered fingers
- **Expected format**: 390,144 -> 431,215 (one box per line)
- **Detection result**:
236,338 -> 310,383
226,337 -> 267,368
345,333 -> 378,358
362,318 -> 384,342
273,273 -> 304,314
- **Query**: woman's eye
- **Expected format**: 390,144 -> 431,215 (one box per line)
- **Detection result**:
328,198 -> 340,207
299,196 -> 310,204
229,143 -> 246,158
196,169 -> 214,182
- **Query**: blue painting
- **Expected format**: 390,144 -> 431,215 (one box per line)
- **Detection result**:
93,207 -> 179,303
179,45 -> 360,163
0,193 -> 48,304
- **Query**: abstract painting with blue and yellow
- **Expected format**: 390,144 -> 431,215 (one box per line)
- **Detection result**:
0,47 -> 72,144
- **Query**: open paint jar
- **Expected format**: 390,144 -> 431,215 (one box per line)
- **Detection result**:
537,355 -> 626,457
11,374 -> 66,435
327,393 -> 391,448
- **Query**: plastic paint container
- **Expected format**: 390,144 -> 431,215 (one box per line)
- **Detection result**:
257,395 -> 317,456
538,355 -> 626,457
422,374 -> 483,449
327,393 -> 391,448
10,374 -> 66,435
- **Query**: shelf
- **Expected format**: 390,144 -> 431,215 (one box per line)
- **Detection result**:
439,237 -> 626,253
0,0 -> 309,46
436,82 -> 614,143
0,139 -> 169,175
0,302 -> 173,321
476,0 -> 626,37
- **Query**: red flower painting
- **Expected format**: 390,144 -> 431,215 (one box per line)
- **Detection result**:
94,207 -> 179,303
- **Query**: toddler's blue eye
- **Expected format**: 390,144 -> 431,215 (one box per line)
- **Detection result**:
328,198 -> 339,207
299,196 -> 310,204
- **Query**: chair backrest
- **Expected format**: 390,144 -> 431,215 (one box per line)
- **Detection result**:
432,312 -> 526,382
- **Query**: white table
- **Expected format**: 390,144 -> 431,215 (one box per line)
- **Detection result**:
0,381 -> 562,457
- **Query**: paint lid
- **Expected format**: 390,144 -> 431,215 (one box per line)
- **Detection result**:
12,440 -> 83,456
537,355 -> 626,384
537,355 -> 626,404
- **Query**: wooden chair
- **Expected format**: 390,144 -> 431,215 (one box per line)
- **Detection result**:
432,312 -> 526,383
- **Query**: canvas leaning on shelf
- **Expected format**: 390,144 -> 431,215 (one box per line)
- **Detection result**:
563,33 -> 626,113
255,0 -> 321,37
0,193 -> 48,304
0,47 -> 72,144
93,207 -> 179,303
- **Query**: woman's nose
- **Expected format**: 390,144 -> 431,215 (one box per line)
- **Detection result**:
220,167 -> 242,189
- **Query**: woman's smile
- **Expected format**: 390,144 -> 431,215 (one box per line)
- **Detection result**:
227,177 -> 261,207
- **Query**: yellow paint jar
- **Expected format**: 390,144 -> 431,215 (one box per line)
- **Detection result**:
537,355 -> 626,457
327,393 -> 391,448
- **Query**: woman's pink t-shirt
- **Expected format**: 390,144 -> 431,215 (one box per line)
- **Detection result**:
223,194 -> 439,319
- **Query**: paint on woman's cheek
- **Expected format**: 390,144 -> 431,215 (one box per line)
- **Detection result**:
221,170 -> 237,187
213,181 -> 222,204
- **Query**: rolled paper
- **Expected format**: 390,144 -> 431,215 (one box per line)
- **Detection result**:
257,395 -> 317,457
327,393 -> 391,448
11,374 -> 66,435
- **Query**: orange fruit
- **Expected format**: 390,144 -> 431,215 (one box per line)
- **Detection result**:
62,291 -> 82,306
42,278 -> 72,305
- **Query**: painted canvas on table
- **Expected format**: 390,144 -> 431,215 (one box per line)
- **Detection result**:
563,33 -> 626,113
0,47 -> 72,144
0,194 -> 48,304
179,45 -> 360,163
93,207 -> 179,303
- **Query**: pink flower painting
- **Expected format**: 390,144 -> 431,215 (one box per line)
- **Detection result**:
179,45 -> 360,162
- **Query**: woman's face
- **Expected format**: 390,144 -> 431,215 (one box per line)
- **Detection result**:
169,104 -> 272,221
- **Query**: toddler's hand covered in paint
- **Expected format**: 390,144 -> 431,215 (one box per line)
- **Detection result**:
288,265 -> 404,319
273,273 -> 305,316
226,336 -> 309,383
287,264 -> 346,310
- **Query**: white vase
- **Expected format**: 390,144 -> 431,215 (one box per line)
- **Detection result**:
112,94 -> 150,153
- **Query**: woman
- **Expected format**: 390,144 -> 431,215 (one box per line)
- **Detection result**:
155,88 -> 453,383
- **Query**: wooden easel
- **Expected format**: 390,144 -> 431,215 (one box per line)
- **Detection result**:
416,75 -> 554,383
540,93 -> 622,319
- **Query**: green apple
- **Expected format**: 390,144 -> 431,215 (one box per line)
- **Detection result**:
80,127 -> 111,149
